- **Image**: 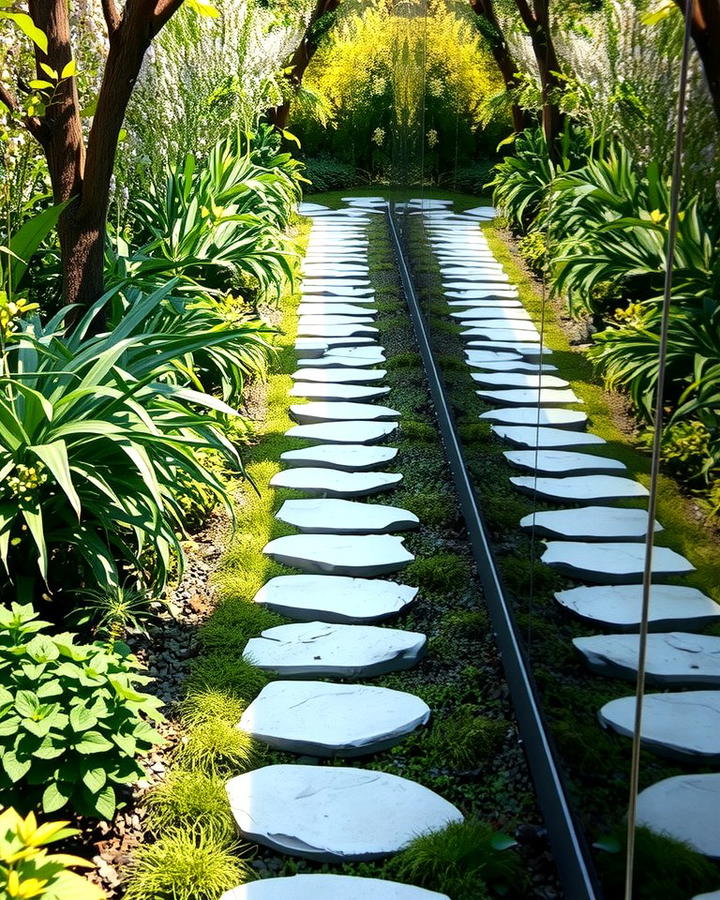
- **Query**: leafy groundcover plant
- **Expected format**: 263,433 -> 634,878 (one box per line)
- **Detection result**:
0,807 -> 105,900
0,603 -> 163,819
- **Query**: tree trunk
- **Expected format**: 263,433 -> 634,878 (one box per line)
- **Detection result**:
265,0 -> 340,127
469,0 -> 529,132
673,0 -> 720,125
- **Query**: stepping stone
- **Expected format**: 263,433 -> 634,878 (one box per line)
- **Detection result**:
254,574 -> 417,622
263,534 -> 413,575
239,681 -> 429,756
471,360 -> 559,374
463,326 -> 541,343
281,444 -> 398,471
286,421 -> 398,444
464,205 -> 497,218
468,341 -> 551,357
446,282 -> 517,293
298,314 -> 375,326
511,473 -> 646,502
244,622 -> 425,677
636,774 -> 720,857
289,382 -> 390,402
474,372 -> 568,389
270,468 -> 402,497
477,388 -> 581,407
480,407 -> 587,428
465,349 -> 523,364
300,295 -> 376,306
302,279 -> 372,290
327,345 -> 386,360
302,266 -> 370,277
452,307 -> 532,321
599,692 -> 720,763
521,506 -> 658,541
556,584 -> 719,631
508,450 -> 624,475
492,425 -> 606,448
302,286 -> 375,298
441,268 -> 508,280
276,498 -> 418,533
297,304 -> 378,317
299,202 -> 330,213
294,339 -> 328,357
450,298 -> 523,308
226,765 -> 461,861
574,632 -> 720,686
290,401 -> 399,424
693,894 -> 720,900
296,324 -> 378,338
221,874 -> 450,900
301,336 -> 378,350
298,354 -> 386,368
293,367 -> 386,384
543,541 -> 693,583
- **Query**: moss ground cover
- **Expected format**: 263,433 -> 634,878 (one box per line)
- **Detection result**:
400,193 -> 720,896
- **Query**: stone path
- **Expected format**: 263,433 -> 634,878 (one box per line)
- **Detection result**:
222,204 -> 463,896
423,203 -> 720,858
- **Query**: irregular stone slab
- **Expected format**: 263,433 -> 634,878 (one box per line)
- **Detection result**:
511,473 -> 646,502
557,584 -> 719,632
293,367 -> 386,384
447,291 -> 520,303
296,324 -> 378,339
276,498 -> 418,533
446,281 -> 518,293
270,468 -> 402,497
471,360 -> 559,374
508,450 -> 624,475
464,205 -> 497,218
221,874 -> 450,900
451,307 -> 532,321
299,202 -> 330,214
474,372 -> 568,389
298,314 -> 375,326
294,339 -> 328,357
327,345 -> 386,360
302,279 -> 372,290
239,681 -> 429,756
301,336 -> 377,351
263,534 -> 413,576
693,894 -> 720,900
468,341 -> 551,357
477,388 -> 581,407
465,348 -> 523,364
302,265 -> 370,277
492,424 -> 606,448
298,353 -> 386,368
253,574 -> 417,622
300,294 -> 376,306
449,298 -> 523,308
574,632 -> 720,686
463,326 -> 541,343
290,401 -> 400,424
302,287 -> 375,299
441,268 -> 509,281
521,506 -> 657,541
599,692 -> 720,762
636,774 -> 720,857
289,382 -> 390,402
286,421 -> 398,444
297,303 -> 378,317
226,765 -> 461,861
543,541 -> 693,583
244,622 -> 425,677
281,444 -> 398,472
480,407 -> 587,428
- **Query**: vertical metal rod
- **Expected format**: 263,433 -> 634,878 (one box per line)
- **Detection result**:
623,3 -> 694,897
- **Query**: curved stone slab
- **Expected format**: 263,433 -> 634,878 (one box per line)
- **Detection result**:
543,541 -> 693,583
452,307 -> 532,321
253,574 -> 418,622
447,282 -> 519,294
327,345 -> 386,360
449,298 -> 523,308
296,336 -> 376,352
446,289 -> 519,300
297,304 -> 378,317
239,681 -> 430,756
636,775 -> 720,858
293,367 -> 386,385
511,474 -> 647,502
221,874 -> 450,900
573,632 -> 720,686
463,330 -> 541,346
281,444 -> 398,471
299,202 -> 330,213
276,498 -> 418,533
290,401 -> 400,425
263,534 -> 413,576
491,425 -> 606,448
556,584 -> 719,632
474,372 -> 568,389
243,622 -> 425,678
472,360 -> 559,374
508,450 -> 624,475
442,268 -> 509,281
480,407 -> 587,428
302,266 -> 370,278
521,506 -> 658,541
302,280 -> 372,291
464,205 -> 497,218
478,388 -> 581,407
465,349 -> 522,364
294,339 -> 328,357
693,893 -> 720,899
296,324 -> 378,338
270,468 -> 402,497
289,382 -> 390,402
298,314 -> 375,326
285,421 -> 397,444
468,341 -> 551,357
298,354 -> 386,368
226,765 -> 461,861
599,692 -> 720,762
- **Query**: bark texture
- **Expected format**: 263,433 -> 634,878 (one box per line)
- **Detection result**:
672,0 -> 720,125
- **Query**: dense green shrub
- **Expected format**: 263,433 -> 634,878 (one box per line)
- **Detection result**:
0,806 -> 105,900
302,156 -> 361,193
0,603 -> 163,819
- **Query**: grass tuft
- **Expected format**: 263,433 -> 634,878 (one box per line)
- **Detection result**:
427,705 -> 507,768
145,769 -> 235,837
178,687 -> 248,728
406,552 -> 471,592
174,720 -> 259,776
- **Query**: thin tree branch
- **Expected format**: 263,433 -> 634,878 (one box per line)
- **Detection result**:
152,0 -> 184,34
0,82 -> 17,113
101,0 -> 122,36
514,0 -> 537,32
